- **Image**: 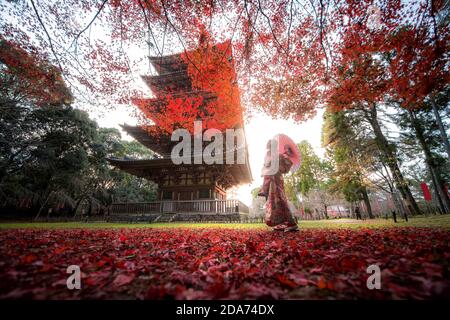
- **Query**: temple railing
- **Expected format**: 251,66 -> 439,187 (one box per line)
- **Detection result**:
110,199 -> 249,215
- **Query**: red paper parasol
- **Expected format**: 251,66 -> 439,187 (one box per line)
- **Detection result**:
273,134 -> 301,172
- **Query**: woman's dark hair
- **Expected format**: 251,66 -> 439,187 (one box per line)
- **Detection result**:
285,146 -> 293,156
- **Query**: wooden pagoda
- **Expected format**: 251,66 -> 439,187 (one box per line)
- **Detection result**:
107,43 -> 252,222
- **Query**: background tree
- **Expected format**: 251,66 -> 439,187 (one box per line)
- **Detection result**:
322,110 -> 379,218
285,141 -> 323,202
284,140 -> 335,219
0,46 -> 157,218
393,94 -> 450,213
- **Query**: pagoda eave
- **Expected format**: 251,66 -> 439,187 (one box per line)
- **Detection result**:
135,91 -> 218,106
148,55 -> 187,74
121,124 -> 172,156
107,158 -> 252,188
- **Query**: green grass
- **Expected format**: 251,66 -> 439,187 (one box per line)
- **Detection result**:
0,214 -> 449,230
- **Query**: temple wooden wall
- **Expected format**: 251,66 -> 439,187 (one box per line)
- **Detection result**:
157,171 -> 226,201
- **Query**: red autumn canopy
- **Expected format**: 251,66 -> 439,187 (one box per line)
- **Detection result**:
0,37 -> 72,106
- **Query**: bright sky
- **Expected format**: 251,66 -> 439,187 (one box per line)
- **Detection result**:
92,103 -> 325,207
234,110 -> 325,206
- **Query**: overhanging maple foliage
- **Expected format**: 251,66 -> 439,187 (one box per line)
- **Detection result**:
0,38 -> 73,106
1,0 -> 447,121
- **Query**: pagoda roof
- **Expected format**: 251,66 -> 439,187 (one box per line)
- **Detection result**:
142,70 -> 190,83
121,124 -> 172,156
117,123 -> 252,186
107,157 -> 252,188
148,40 -> 232,75
141,71 -> 192,95
121,122 -> 248,156
149,53 -> 185,65
148,54 -> 187,74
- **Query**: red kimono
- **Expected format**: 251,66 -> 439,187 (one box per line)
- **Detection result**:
261,154 -> 296,228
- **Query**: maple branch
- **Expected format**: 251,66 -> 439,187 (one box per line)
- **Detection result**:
208,0 -> 214,30
217,5 -> 245,64
29,0 -> 99,106
161,20 -> 168,57
379,161 -> 396,192
29,0 -> 63,73
294,0 -> 313,17
159,0 -> 201,73
256,0 -> 290,58
287,0 -> 294,56
368,177 -> 392,194
243,0 -> 273,63
312,0 -> 330,74
118,4 -> 135,79
217,0 -> 233,23
138,0 -> 162,56
68,0 -> 108,54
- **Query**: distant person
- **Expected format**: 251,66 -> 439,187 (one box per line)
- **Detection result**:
391,210 -> 397,223
355,206 -> 362,220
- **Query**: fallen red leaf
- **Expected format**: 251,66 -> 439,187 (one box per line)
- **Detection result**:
277,274 -> 298,289
317,277 -> 327,289
113,274 -> 135,287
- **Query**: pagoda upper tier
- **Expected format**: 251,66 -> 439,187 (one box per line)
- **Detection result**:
143,50 -> 212,99
148,53 -> 187,74
133,41 -> 244,134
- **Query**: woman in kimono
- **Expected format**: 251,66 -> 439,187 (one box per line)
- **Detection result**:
258,139 -> 299,232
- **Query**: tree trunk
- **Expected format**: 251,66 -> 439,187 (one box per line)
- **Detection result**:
427,163 -> 446,213
34,190 -> 53,221
323,204 -> 329,219
365,106 -> 421,215
383,161 -> 411,219
361,187 -> 374,219
87,197 -> 92,217
430,97 -> 450,163
407,109 -> 450,213
336,205 -> 342,218
71,198 -> 83,216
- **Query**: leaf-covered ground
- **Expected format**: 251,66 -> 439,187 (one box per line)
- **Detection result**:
0,227 -> 449,299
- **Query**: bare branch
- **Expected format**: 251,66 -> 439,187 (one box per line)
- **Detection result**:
159,0 -> 201,73
256,0 -> 290,58
139,0 -> 162,56
68,0 -> 108,54
29,0 -> 63,73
